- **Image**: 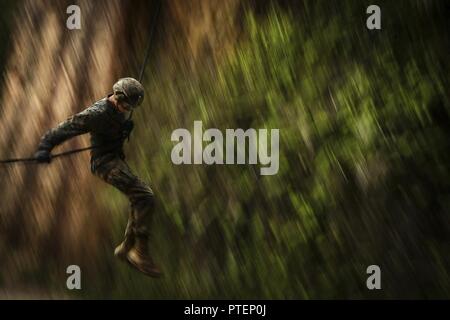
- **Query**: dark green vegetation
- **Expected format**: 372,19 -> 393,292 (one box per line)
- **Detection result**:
100,1 -> 449,298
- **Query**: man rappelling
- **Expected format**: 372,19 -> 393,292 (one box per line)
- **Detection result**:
34,77 -> 162,278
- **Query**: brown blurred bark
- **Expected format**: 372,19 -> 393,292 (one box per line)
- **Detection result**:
0,0 -> 156,287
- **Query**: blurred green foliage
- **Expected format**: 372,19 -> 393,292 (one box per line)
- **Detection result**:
89,1 -> 449,299
81,1 -> 449,299
1,0 -> 448,298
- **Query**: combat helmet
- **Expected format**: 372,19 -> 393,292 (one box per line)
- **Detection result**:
113,77 -> 145,108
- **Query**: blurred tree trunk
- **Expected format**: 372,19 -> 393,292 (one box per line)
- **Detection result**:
0,0 -> 156,288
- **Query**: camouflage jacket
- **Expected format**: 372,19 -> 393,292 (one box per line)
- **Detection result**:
38,95 -> 130,169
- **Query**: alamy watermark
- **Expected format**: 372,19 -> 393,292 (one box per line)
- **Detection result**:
171,121 -> 279,176
66,5 -> 81,30
66,265 -> 81,290
366,5 -> 381,30
366,265 -> 381,290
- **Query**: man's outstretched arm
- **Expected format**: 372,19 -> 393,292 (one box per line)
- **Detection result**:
35,108 -> 96,163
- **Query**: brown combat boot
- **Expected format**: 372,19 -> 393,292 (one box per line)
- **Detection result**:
114,213 -> 135,260
125,235 -> 163,278
114,234 -> 135,261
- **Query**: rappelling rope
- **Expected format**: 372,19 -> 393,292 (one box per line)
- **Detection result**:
0,1 -> 161,164
0,146 -> 99,164
129,0 -> 161,121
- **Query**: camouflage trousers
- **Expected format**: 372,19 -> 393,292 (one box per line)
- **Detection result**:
92,156 -> 155,238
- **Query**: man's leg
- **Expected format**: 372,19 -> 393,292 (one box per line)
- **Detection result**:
93,158 -> 162,277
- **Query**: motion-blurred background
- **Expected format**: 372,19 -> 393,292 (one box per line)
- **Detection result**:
0,0 -> 448,299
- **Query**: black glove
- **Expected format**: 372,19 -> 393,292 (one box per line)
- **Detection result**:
34,149 -> 52,163
121,119 -> 134,140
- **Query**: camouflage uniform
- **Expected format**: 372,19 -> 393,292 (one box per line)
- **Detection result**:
37,95 -> 154,239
